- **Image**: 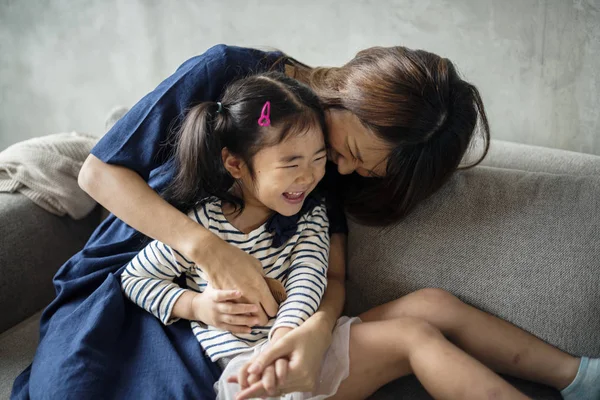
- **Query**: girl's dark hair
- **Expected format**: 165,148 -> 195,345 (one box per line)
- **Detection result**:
282,46 -> 490,226
164,72 -> 326,213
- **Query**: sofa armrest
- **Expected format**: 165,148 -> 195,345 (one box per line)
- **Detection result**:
0,193 -> 102,333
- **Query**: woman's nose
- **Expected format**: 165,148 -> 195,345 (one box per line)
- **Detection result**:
336,157 -> 356,175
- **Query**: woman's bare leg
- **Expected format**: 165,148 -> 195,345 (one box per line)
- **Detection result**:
359,288 -> 579,390
330,317 -> 529,400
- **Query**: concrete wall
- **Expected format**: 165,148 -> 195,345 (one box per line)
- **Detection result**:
1,0 -> 599,154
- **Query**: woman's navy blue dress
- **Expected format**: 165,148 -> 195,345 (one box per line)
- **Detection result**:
11,45 -> 346,400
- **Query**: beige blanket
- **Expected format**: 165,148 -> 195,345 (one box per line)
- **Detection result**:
0,132 -> 99,219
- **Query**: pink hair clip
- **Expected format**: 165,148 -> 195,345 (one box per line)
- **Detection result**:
258,101 -> 271,127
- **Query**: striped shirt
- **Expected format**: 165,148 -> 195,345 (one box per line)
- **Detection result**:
121,198 -> 329,361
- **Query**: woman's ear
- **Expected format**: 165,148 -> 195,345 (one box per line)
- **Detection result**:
221,147 -> 245,179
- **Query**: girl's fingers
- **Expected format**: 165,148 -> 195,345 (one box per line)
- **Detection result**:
237,361 -> 251,389
261,366 -> 277,396
212,289 -> 243,302
235,381 -> 268,400
219,314 -> 259,327
217,323 -> 251,334
247,340 -> 288,374
247,372 -> 260,385
216,302 -> 258,315
274,358 -> 288,387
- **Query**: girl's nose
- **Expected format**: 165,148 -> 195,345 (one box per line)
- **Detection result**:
296,168 -> 315,186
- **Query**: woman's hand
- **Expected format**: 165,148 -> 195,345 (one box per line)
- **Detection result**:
227,318 -> 333,400
189,234 -> 279,319
190,286 -> 265,334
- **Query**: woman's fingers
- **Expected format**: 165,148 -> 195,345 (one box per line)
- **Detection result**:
212,289 -> 243,302
258,280 -> 279,317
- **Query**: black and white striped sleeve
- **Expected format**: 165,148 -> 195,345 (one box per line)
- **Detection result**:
270,204 -> 330,338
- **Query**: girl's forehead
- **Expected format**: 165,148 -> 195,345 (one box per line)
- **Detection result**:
279,126 -> 324,148
255,126 -> 325,159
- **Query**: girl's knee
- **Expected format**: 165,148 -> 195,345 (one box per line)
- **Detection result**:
390,317 -> 444,346
412,287 -> 460,306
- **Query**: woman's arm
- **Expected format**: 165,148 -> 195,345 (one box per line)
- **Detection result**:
79,154 -> 279,318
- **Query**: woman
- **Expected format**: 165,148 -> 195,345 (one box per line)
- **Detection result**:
13,44 -> 496,399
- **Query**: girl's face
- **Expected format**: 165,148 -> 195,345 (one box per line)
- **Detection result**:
325,109 -> 390,177
230,125 -> 327,217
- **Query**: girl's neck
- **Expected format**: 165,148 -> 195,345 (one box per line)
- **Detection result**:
221,187 -> 274,234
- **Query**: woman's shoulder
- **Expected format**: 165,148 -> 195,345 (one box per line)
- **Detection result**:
178,44 -> 284,76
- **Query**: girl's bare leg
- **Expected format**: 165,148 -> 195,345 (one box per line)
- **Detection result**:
359,288 -> 580,390
330,317 -> 529,400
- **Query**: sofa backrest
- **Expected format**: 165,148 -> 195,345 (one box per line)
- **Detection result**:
346,163 -> 600,357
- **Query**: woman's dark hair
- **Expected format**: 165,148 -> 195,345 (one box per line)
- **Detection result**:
281,46 -> 490,226
164,72 -> 326,213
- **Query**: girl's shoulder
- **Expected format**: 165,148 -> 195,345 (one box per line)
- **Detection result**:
185,197 -> 222,226
297,196 -> 329,225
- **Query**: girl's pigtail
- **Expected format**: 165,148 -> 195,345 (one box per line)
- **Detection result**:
164,102 -> 232,212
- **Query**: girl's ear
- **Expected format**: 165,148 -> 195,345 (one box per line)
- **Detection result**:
222,147 -> 245,179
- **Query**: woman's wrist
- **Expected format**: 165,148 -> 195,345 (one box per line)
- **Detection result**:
306,311 -> 336,338
270,326 -> 293,342
179,222 -> 222,275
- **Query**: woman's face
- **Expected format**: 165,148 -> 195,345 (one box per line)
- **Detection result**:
325,109 -> 390,177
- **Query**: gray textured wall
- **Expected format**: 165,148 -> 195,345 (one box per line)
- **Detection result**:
1,0 -> 599,154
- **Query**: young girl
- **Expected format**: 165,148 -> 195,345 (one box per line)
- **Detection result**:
120,72 -> 355,399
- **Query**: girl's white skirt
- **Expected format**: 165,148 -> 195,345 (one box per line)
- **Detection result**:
216,316 -> 361,400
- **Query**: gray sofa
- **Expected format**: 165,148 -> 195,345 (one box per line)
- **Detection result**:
1,140 -> 599,399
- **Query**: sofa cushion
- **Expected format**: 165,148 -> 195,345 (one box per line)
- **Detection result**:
0,311 -> 41,399
0,193 -> 101,333
346,166 -> 600,399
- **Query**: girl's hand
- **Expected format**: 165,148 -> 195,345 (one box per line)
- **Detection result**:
191,285 -> 264,334
227,319 -> 333,399
228,327 -> 294,396
190,234 -> 279,319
